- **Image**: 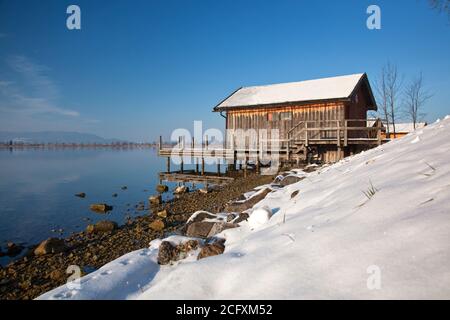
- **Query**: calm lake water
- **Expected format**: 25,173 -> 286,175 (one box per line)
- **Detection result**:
0,147 -> 216,265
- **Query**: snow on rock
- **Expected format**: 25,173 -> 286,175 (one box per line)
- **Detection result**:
248,206 -> 273,229
39,116 -> 450,300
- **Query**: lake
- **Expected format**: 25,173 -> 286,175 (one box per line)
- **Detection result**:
0,147 -> 217,265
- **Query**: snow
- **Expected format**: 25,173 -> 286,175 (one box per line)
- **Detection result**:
215,73 -> 365,109
38,116 -> 450,300
247,206 -> 273,229
386,122 -> 427,134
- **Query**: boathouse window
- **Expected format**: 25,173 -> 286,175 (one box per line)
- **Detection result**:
280,112 -> 292,121
268,112 -> 292,121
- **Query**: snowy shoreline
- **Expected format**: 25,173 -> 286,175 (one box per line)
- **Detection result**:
39,116 -> 450,300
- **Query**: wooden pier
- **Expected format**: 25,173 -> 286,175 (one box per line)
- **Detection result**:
158,119 -> 386,171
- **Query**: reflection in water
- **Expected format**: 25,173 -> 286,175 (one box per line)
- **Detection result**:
0,147 -> 216,264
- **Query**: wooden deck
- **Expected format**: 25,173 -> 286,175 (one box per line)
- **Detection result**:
158,119 -> 385,162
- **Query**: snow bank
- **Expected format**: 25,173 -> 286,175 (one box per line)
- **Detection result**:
39,116 -> 450,299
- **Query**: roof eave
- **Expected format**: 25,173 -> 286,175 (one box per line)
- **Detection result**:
213,97 -> 352,112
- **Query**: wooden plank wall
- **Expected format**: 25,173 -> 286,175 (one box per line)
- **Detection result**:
226,102 -> 346,149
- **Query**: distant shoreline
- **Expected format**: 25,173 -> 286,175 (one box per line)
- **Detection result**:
0,143 -> 158,149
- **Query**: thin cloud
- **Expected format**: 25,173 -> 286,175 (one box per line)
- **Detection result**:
0,55 -> 80,118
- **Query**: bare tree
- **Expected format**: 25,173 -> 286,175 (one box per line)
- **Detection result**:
385,63 -> 403,138
375,65 -> 390,135
404,72 -> 432,129
428,0 -> 450,18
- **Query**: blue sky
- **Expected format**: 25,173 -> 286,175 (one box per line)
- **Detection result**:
0,0 -> 449,142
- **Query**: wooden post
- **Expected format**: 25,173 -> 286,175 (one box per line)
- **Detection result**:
195,158 -> 199,174
201,135 -> 204,176
159,135 -> 162,151
244,156 -> 248,178
337,120 -> 341,147
166,157 -> 170,173
201,157 -> 205,175
344,120 -> 348,147
191,137 -> 195,157
287,139 -> 291,162
377,119 -> 382,145
180,158 -> 184,173
256,157 -> 260,174
217,160 -> 221,177
305,122 -> 309,147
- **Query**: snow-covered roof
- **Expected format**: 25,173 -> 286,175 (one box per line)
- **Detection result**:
214,73 -> 373,110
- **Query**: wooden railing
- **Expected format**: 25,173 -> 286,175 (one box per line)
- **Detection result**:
287,118 -> 382,147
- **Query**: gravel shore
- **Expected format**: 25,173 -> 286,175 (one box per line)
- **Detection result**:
0,172 -> 274,300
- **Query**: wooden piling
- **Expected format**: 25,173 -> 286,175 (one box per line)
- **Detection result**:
201,157 -> 205,175
244,156 -> 248,178
217,161 -> 221,177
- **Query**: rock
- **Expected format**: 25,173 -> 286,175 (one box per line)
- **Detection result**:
188,211 -> 218,223
6,242 -> 24,256
197,241 -> 225,260
75,192 -> 86,198
279,175 -> 304,187
49,269 -> 65,281
157,210 -> 168,218
290,190 -> 300,199
149,194 -> 162,205
185,221 -> 214,238
174,185 -> 189,194
112,193 -> 118,197
34,238 -> 67,256
89,203 -> 113,213
86,220 -> 118,234
208,222 -> 238,237
224,188 -> 271,212
186,222 -> 237,238
179,239 -> 199,252
149,219 -> 165,231
156,184 -> 169,193
226,213 -> 237,222
234,212 -> 250,223
158,240 -> 200,265
157,241 -> 176,265
121,186 -> 128,190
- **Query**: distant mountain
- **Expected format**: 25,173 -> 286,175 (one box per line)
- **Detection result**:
0,131 -> 124,144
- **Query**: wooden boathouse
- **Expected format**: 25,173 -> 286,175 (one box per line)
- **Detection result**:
158,73 -> 384,177
214,73 -> 380,163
